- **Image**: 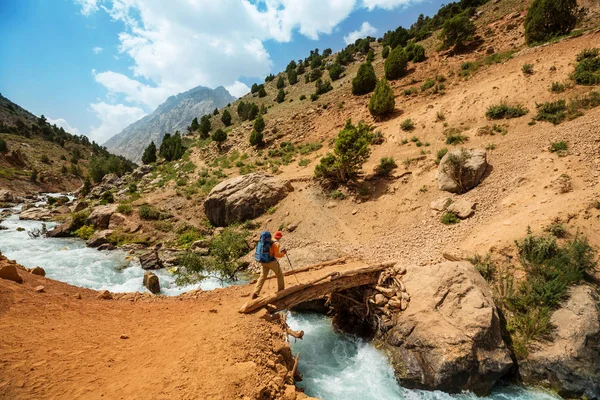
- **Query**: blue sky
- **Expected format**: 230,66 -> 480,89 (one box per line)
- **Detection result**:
0,0 -> 445,144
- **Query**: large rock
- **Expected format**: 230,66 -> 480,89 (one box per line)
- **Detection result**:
437,149 -> 488,193
0,265 -> 23,283
19,207 -> 52,221
446,199 -> 475,219
108,213 -> 126,229
71,201 -> 88,213
132,165 -> 153,180
520,285 -> 600,399
0,189 -> 16,204
46,221 -> 72,238
143,271 -> 161,294
87,205 -> 117,229
139,250 -> 163,270
381,261 -> 512,395
86,230 -> 113,248
204,173 -> 293,227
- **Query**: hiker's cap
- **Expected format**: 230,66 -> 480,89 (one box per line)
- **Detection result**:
274,231 -> 283,239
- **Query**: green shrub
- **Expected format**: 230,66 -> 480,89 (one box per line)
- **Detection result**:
116,203 -> 133,215
435,147 -> 448,164
40,154 -> 50,164
445,129 -> 468,145
368,79 -> 395,117
0,137 -> 7,153
100,191 -> 114,204
221,109 -> 232,126
366,49 -> 375,62
384,47 -> 408,80
211,129 -> 227,149
249,131 -> 263,147
440,13 -> 476,49
400,119 -> 415,131
276,88 -> 285,103
315,79 -> 333,95
330,190 -> 346,200
177,229 -> 202,249
375,157 -> 397,176
550,81 -> 566,92
328,63 -> 344,81
352,62 -> 377,95
128,182 -> 137,193
405,42 -> 426,62
572,50 -> 600,85
469,253 -> 496,282
441,211 -> 460,225
550,140 -> 568,153
486,103 -> 528,119
524,0 -> 578,44
314,119 -> 372,187
74,225 -> 95,240
300,94 -> 306,101
382,46 -> 390,59
69,210 -> 90,232
545,222 -> 568,238
421,78 -> 435,91
253,115 -> 265,133
436,111 -> 446,122
310,93 -> 319,101
138,204 -> 162,220
522,63 -> 534,75
159,133 -> 185,161
534,100 -> 566,124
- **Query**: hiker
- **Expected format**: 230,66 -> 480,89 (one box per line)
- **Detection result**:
252,230 -> 287,299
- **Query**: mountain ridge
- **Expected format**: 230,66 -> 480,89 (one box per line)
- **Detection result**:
104,85 -> 236,163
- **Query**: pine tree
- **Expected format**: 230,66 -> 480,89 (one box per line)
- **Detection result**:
213,108 -> 219,116
249,130 -> 263,147
258,85 -> 267,98
199,115 -> 211,139
382,46 -> 390,59
276,75 -> 285,89
189,117 -> 199,132
159,133 -> 185,161
328,63 -> 344,81
276,88 -> 285,103
211,129 -> 227,150
254,115 -> 265,133
368,79 -> 395,117
142,141 -> 157,164
352,62 -> 377,95
524,0 -> 578,44
248,103 -> 260,120
366,49 -> 375,62
288,69 -> 298,85
221,109 -> 232,126
440,14 -> 476,50
384,47 -> 408,80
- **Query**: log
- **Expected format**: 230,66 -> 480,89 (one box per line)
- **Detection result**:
240,261 -> 396,313
262,257 -> 348,281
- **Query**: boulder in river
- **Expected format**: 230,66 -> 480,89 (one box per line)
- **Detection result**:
143,271 -> 161,294
46,221 -> 72,238
86,230 -> 113,248
204,173 -> 293,227
139,250 -> 163,270
381,261 -> 512,395
0,264 -> 23,284
87,205 -> 117,229
437,149 -> 487,194
520,285 -> 600,399
19,207 -> 52,221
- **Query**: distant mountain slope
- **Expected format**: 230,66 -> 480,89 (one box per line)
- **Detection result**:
104,86 -> 236,162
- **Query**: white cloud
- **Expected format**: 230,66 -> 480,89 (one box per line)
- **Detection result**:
343,21 -> 377,45
75,0 -> 101,16
93,46 -> 104,54
362,0 -> 417,10
88,102 -> 147,143
77,0 -> 356,105
46,117 -> 81,136
225,81 -> 250,98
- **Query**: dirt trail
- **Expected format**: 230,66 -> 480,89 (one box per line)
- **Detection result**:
0,255 -> 362,400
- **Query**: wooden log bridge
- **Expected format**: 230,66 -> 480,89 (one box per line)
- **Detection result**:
239,261 -> 396,314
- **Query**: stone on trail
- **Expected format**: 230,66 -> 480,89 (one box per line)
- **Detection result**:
430,197 -> 453,211
30,266 -> 46,277
34,285 -> 45,293
0,265 -> 23,283
446,199 -> 475,219
139,250 -> 163,270
520,285 -> 600,398
143,271 -> 161,294
97,290 -> 113,300
381,261 -> 512,395
437,149 -> 488,193
204,173 -> 293,227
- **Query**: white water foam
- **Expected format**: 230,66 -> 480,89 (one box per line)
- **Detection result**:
287,312 -> 561,400
0,213 -> 227,295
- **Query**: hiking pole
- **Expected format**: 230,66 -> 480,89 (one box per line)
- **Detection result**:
286,254 -> 301,284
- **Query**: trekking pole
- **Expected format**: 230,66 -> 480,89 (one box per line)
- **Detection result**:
286,254 -> 301,284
